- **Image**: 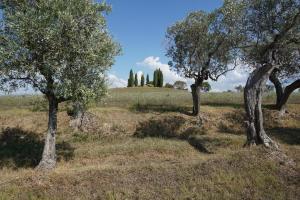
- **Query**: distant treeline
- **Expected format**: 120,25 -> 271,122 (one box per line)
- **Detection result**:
127,69 -> 163,87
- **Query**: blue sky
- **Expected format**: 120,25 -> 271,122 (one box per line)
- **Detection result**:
105,0 -> 222,75
2,0 -> 250,94
104,0 -> 249,91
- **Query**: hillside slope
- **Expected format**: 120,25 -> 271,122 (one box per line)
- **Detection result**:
0,88 -> 299,199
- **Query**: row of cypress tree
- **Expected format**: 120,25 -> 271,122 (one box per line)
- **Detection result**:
127,69 -> 163,87
127,69 -> 149,87
153,69 -> 163,87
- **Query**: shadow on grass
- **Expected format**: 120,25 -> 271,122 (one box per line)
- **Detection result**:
0,127 -> 74,169
202,102 -> 244,109
130,103 -> 276,114
130,103 -> 192,114
134,115 -> 229,153
269,127 -> 300,145
199,102 -> 274,110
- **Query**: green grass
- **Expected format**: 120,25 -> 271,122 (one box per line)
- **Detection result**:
100,87 -> 300,107
2,87 -> 299,111
0,87 -> 299,199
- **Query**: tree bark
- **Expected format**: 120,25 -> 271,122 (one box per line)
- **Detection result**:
277,79 -> 300,114
269,70 -> 283,107
36,95 -> 58,170
191,83 -> 202,116
244,65 -> 278,148
69,101 -> 85,131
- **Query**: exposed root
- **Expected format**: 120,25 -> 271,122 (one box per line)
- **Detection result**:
262,139 -> 279,150
243,140 -> 257,148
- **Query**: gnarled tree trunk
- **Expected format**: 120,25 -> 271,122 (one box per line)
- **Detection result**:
244,65 -> 278,148
277,79 -> 300,115
191,83 -> 202,116
36,95 -> 58,170
269,70 -> 283,107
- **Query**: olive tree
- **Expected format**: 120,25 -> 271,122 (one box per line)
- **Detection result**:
269,51 -> 300,114
232,0 -> 300,147
173,81 -> 187,90
201,82 -> 211,92
0,0 -> 120,170
166,9 -> 239,116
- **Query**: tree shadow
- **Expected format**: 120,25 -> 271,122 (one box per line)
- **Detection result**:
262,104 -> 277,110
0,127 -> 74,169
130,103 -> 191,114
268,127 -> 300,145
201,102 -> 277,110
134,115 -> 228,154
202,102 -> 244,109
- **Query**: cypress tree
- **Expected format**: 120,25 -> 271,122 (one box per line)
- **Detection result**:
146,74 -> 150,84
141,74 -> 145,87
159,69 -> 164,87
153,70 -> 158,87
134,73 -> 138,87
157,69 -> 161,87
128,69 -> 134,87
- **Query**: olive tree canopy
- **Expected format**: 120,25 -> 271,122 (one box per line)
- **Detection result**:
0,0 -> 120,170
269,49 -> 300,112
166,8 -> 240,115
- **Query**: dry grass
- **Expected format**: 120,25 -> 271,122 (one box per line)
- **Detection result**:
0,88 -> 299,199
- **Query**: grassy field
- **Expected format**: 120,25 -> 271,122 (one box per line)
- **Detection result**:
0,88 -> 299,199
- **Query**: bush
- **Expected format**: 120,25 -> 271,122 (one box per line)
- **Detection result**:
174,81 -> 187,90
165,83 -> 174,88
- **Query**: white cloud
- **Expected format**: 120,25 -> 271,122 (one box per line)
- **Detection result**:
209,65 -> 249,92
137,56 -> 185,84
107,74 -> 127,88
136,70 -> 143,82
137,56 -> 250,91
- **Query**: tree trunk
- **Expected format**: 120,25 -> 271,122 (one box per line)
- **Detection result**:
277,79 -> 300,115
269,70 -> 283,107
191,83 -> 202,116
69,101 -> 85,131
36,95 -> 58,170
244,65 -> 278,148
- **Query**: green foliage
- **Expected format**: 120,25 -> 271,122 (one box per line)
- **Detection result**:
141,74 -> 145,87
134,73 -> 138,87
31,96 -> 48,112
127,69 -> 134,87
153,70 -> 158,87
147,81 -> 154,87
146,84 -> 154,87
146,74 -> 150,84
165,83 -> 174,88
157,69 -> 164,87
174,81 -> 187,90
166,8 -> 240,85
153,69 -> 163,87
96,87 -> 300,108
201,82 -> 211,92
0,0 -> 121,105
228,0 -> 300,68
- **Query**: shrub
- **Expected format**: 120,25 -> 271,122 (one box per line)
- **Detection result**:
165,83 -> 174,88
